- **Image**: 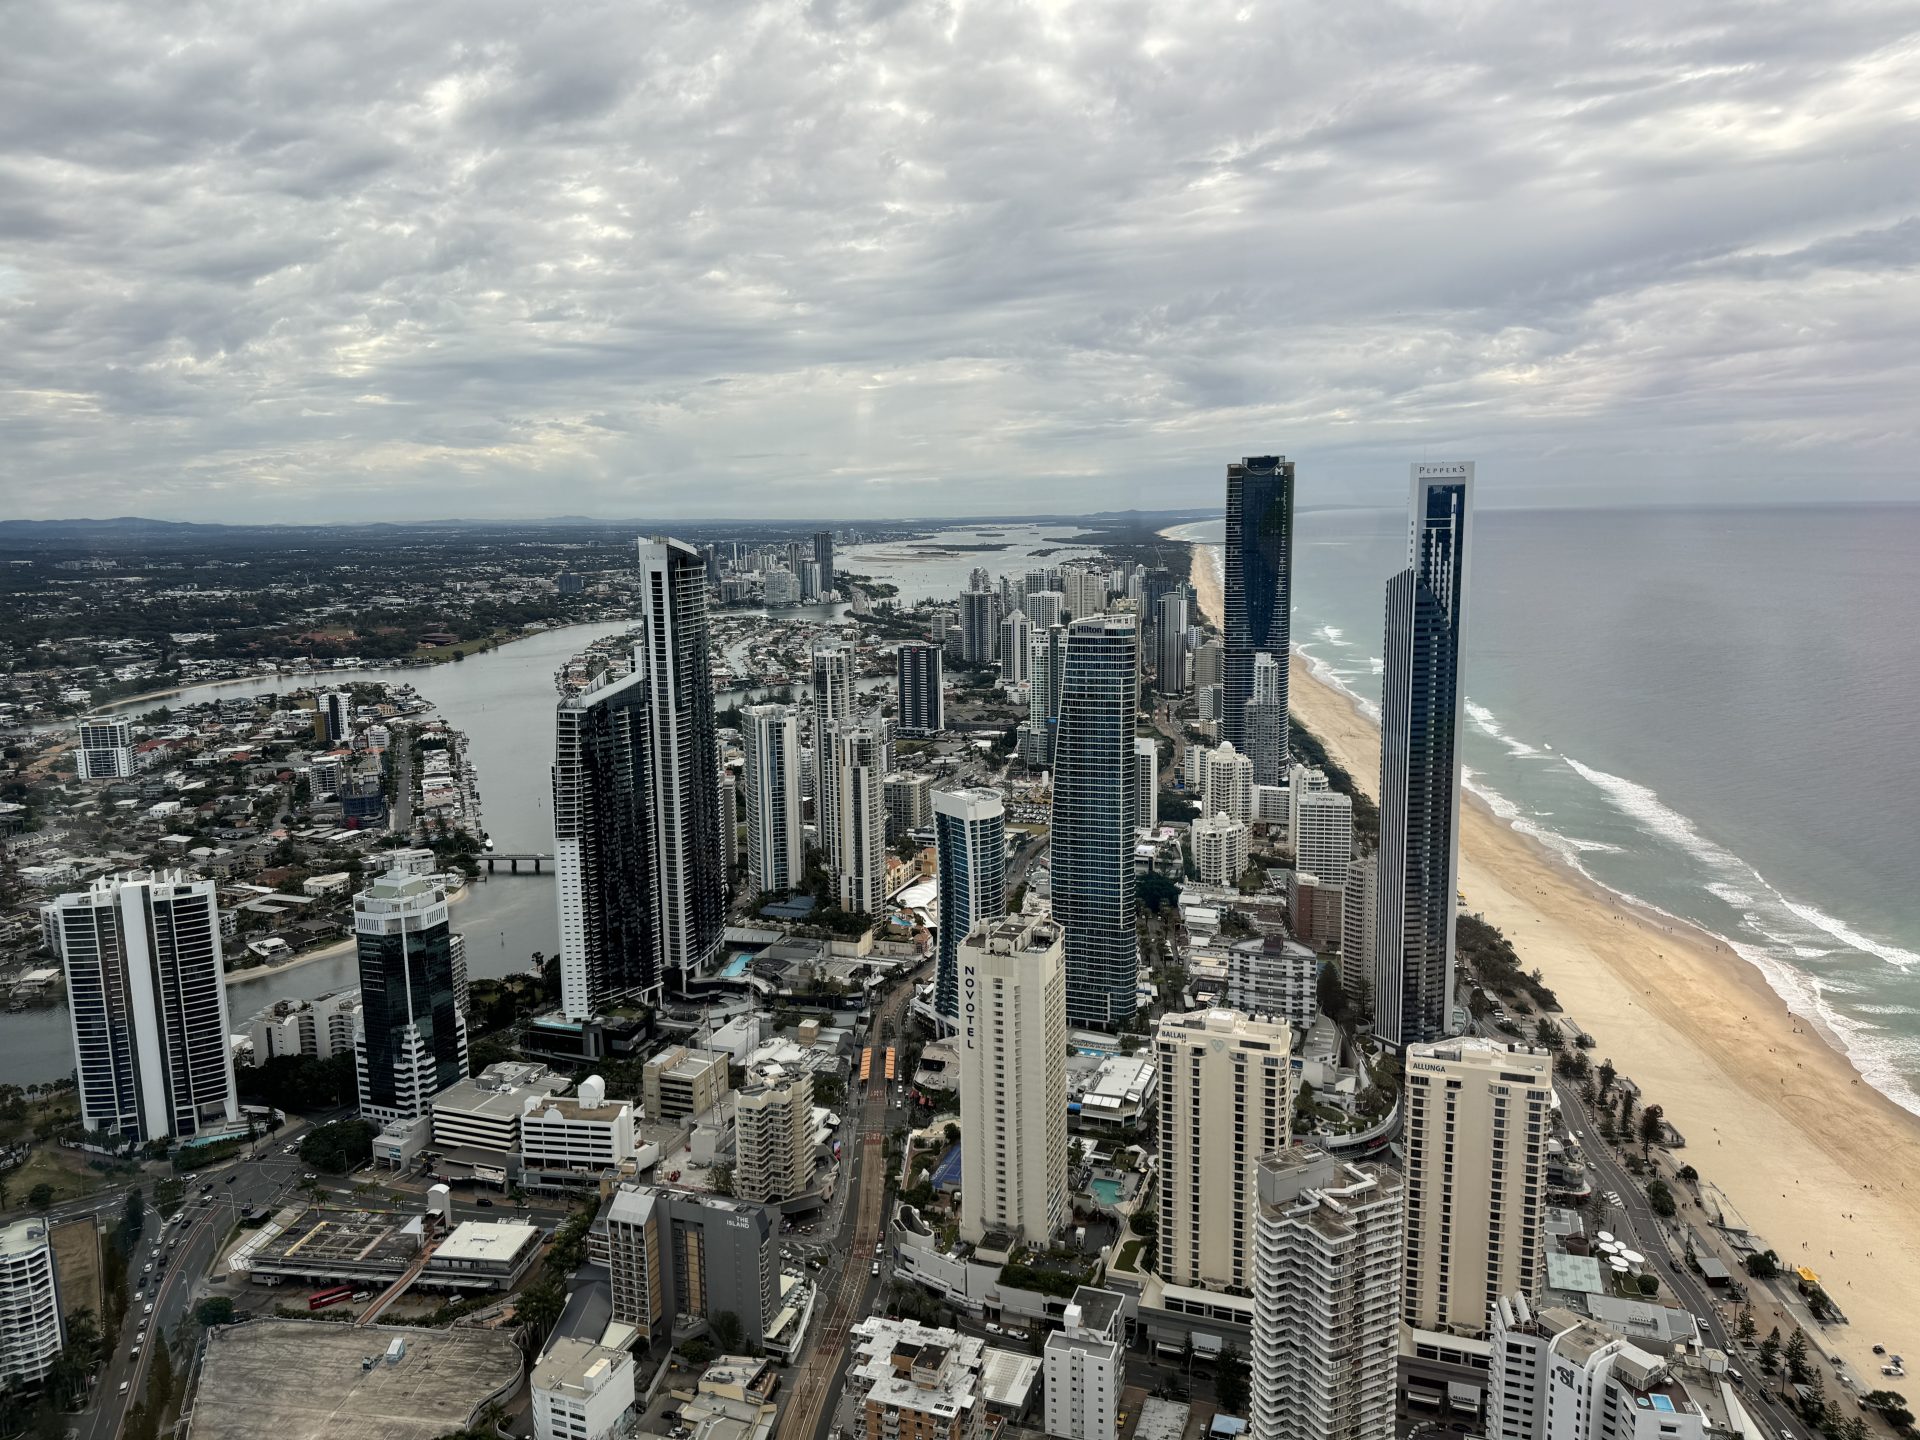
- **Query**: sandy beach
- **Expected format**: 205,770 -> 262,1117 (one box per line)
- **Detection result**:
1178,535 -> 1920,1376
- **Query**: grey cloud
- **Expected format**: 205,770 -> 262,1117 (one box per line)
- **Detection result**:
0,0 -> 1917,520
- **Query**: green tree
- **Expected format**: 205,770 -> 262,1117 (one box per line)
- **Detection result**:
1215,1342 -> 1250,1417
27,1182 -> 54,1210
712,1310 -> 745,1353
1736,1307 -> 1756,1344
1645,1179 -> 1677,1218
1639,1104 -> 1665,1156
195,1296 -> 237,1327
1596,1058 -> 1617,1098
1784,1328 -> 1811,1386
299,1119 -> 376,1174
1758,1328 -> 1781,1374
1746,1249 -> 1780,1280
515,1275 -> 565,1343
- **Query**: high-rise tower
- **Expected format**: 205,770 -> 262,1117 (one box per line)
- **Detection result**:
1402,1038 -> 1552,1337
554,670 -> 656,1019
1024,624 -> 1070,766
1223,456 -> 1295,762
1250,1147 -> 1403,1440
639,536 -> 727,987
1244,652 -> 1286,786
1374,463 -> 1474,1048
744,704 -> 804,896
47,872 -> 238,1142
957,915 -> 1069,1246
896,641 -> 945,737
354,870 -> 468,1122
831,717 -> 889,915
813,530 -> 835,596
932,788 -> 1007,1030
1052,615 -> 1139,1026
814,640 -> 859,852
1154,589 -> 1188,696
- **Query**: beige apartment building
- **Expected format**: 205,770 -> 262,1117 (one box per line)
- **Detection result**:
642,1044 -> 731,1122
957,915 -> 1069,1247
733,1063 -> 814,1203
1153,1007 -> 1292,1293
1402,1038 -> 1555,1336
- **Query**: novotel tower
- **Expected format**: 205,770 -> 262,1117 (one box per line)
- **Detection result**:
1375,462 -> 1474,1049
957,914 -> 1069,1247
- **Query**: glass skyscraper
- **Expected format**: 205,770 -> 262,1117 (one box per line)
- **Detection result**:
554,669 -> 656,1019
1052,614 -> 1140,1027
1375,463 -> 1474,1048
47,871 -> 238,1143
355,871 -> 468,1122
640,536 -> 728,988
932,787 -> 1007,1030
1222,455 -> 1295,763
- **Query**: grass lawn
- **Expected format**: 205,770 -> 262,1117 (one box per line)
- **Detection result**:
0,1090 -> 82,1148
50,1216 -> 102,1320
2,1145 -> 127,1210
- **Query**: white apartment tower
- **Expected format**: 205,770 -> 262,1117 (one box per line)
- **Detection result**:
1293,789 -> 1355,889
743,704 -> 805,895
734,1064 -> 815,1203
1402,1039 -> 1555,1336
1133,738 -> 1158,831
1201,742 -> 1254,824
958,915 -> 1069,1246
1043,1287 -> 1126,1440
75,717 -> 135,780
47,872 -> 239,1143
1250,1147 -> 1403,1440
0,1219 -> 65,1387
1000,609 -> 1033,687
1153,1007 -> 1292,1293
1487,1295 -> 1712,1440
1193,813 -> 1249,888
831,718 -> 889,915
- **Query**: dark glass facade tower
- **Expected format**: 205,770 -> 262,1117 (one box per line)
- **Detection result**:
932,787 -> 1007,1030
355,872 -> 468,1121
1052,615 -> 1140,1026
640,537 -> 728,989
1222,456 -> 1295,763
813,530 -> 835,596
895,641 -> 945,736
1374,463 -> 1474,1048
554,669 -> 656,1019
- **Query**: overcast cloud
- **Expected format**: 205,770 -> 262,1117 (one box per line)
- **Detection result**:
2,0 -> 1918,521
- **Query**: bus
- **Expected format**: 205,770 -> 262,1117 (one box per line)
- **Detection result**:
308,1285 -> 355,1311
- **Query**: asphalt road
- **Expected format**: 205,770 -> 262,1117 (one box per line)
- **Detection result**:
776,975 -> 915,1440
76,1138 -> 312,1440
1554,1079 -> 1805,1440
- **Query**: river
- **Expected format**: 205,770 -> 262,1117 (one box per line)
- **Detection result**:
4,524 -> 1091,1085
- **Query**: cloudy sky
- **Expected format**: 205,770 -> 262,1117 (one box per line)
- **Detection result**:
3,1 -> 1918,522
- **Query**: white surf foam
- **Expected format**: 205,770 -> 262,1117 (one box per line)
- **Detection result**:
1781,900 -> 1920,970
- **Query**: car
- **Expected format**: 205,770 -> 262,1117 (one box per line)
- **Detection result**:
141,1264 -> 152,1277
143,1302 -> 154,1317
303,1172 -> 317,1181
475,1198 -> 494,1208
119,1381 -> 130,1397
985,1322 -> 1004,1335
871,1261 -> 881,1276
134,1329 -> 147,1348
225,1174 -> 237,1184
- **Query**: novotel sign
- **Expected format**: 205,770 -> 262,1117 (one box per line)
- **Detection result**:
1414,462 -> 1471,479
962,963 -> 979,1051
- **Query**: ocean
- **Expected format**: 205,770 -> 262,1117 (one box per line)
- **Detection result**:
1169,504 -> 1920,1116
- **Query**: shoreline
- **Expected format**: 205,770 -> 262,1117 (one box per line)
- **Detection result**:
1181,535 -> 1920,1376
223,884 -> 476,992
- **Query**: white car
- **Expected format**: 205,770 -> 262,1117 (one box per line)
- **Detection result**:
143,1302 -> 154,1317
